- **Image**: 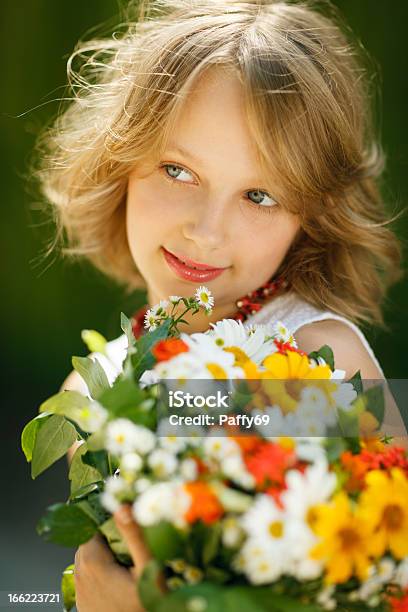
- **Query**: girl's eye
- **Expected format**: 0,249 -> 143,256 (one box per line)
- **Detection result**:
161,163 -> 194,183
160,163 -> 278,212
246,189 -> 278,209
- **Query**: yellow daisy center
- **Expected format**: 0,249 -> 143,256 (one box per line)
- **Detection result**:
306,507 -> 319,530
382,504 -> 404,531
338,527 -> 360,551
223,346 -> 250,365
206,363 -> 227,379
268,520 -> 284,538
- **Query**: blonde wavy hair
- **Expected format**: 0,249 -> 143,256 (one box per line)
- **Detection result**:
32,0 -> 404,328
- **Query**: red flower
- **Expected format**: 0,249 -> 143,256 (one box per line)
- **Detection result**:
244,441 -> 296,490
273,339 -> 307,356
341,446 -> 408,493
151,338 -> 189,362
389,589 -> 408,612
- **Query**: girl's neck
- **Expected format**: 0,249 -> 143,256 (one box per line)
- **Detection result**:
144,278 -> 289,335
172,300 -> 243,335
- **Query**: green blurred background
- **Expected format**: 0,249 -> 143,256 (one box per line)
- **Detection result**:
1,0 -> 407,601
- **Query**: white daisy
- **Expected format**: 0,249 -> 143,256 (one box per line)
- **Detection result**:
194,286 -> 214,311
331,381 -> 357,411
256,406 -> 299,438
134,477 -> 151,494
241,495 -> 288,542
169,295 -> 182,304
151,299 -> 170,315
221,453 -> 255,490
181,332 -> 245,379
100,475 -> 129,514
147,448 -> 178,478
203,434 -> 240,462
271,320 -> 297,346
281,459 -> 336,523
240,537 -> 288,584
120,452 -> 143,475
207,319 -> 277,365
156,417 -> 188,454
144,308 -> 160,331
179,458 -> 198,481
105,419 -> 156,456
395,557 -> 408,588
133,481 -> 190,527
222,517 -> 244,548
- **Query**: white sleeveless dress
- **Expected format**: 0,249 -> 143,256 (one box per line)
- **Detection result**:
87,290 -> 384,388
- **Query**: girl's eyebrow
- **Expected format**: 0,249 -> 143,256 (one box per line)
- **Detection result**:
164,142 -> 202,164
164,142 -> 268,187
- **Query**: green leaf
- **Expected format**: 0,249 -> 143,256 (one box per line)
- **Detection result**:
81,329 -> 107,354
121,312 -> 136,348
324,437 -> 347,462
142,521 -> 185,563
348,370 -> 363,394
37,503 -> 97,547
31,415 -> 77,479
85,428 -> 106,451
81,449 -> 110,478
40,389 -> 89,417
77,493 -> 109,526
131,319 -> 172,380
21,412 -> 51,462
205,565 -> 230,583
336,408 -> 359,438
154,583 -> 322,612
99,517 -> 131,561
210,482 -> 252,513
202,522 -> 221,565
98,378 -> 153,426
69,444 -> 102,496
364,384 -> 385,425
121,312 -> 138,379
308,345 -> 334,371
72,355 -> 110,399
61,563 -> 76,611
138,560 -> 165,611
70,482 -> 101,501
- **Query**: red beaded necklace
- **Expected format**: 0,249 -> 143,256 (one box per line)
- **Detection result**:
131,276 -> 289,339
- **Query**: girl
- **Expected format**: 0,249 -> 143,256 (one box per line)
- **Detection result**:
35,0 -> 406,608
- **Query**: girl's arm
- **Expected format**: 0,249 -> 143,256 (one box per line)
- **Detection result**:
295,319 -> 408,447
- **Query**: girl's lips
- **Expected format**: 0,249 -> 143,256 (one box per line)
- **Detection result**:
161,247 -> 228,282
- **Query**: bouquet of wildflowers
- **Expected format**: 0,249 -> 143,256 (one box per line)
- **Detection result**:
22,287 -> 408,611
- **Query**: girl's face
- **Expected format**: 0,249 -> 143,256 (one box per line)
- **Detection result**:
126,67 -> 301,328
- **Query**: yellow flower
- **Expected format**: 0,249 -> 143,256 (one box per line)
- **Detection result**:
358,468 -> 408,559
262,351 -> 332,380
310,491 -> 373,584
223,346 -> 250,367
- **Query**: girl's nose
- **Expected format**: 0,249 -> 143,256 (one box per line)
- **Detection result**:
182,198 -> 228,251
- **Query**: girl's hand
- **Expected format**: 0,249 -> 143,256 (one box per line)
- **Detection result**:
74,505 -> 155,612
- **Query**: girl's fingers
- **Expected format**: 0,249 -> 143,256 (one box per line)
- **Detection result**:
113,505 -> 152,579
75,533 -> 115,577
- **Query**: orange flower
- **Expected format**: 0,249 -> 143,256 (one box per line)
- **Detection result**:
244,441 -> 296,490
184,481 -> 224,525
230,434 -> 263,454
389,588 -> 408,612
152,338 -> 189,362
